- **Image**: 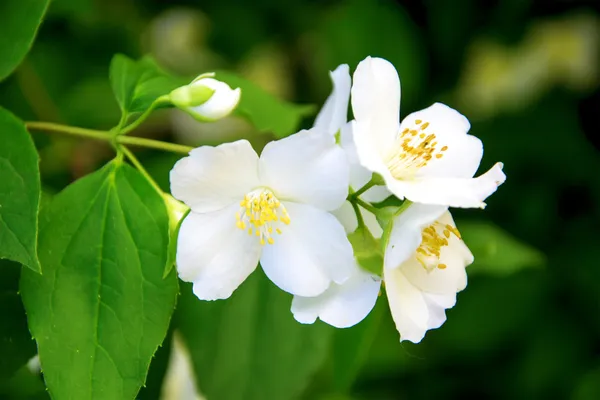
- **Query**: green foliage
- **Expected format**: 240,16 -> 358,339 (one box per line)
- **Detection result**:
0,260 -> 36,383
0,107 -> 40,272
0,0 -> 50,81
175,271 -> 333,400
330,301 -> 384,393
109,54 -> 184,119
20,161 -> 178,400
347,226 -> 383,277
459,220 -> 545,275
216,71 -> 315,138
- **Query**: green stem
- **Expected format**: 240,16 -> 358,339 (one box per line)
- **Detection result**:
120,145 -> 163,195
350,177 -> 377,200
120,96 -> 170,135
26,121 -> 193,155
350,200 -> 366,230
355,198 -> 379,215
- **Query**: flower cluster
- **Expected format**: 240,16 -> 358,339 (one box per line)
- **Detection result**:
170,56 -> 506,343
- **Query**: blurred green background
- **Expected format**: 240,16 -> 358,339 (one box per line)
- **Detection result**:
1,0 -> 599,399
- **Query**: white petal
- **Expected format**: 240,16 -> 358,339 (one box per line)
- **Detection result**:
384,203 -> 448,270
331,201 -> 358,234
170,140 -> 259,213
423,293 -> 453,329
291,265 -> 381,328
400,213 -> 472,294
259,128 -> 350,211
386,162 -> 506,208
398,103 -> 481,179
384,266 -> 429,343
351,118 -> 396,178
314,64 -> 351,136
341,122 -> 390,203
386,263 -> 465,343
351,57 -> 401,157
260,202 -> 354,297
176,204 -> 261,300
190,78 -> 241,121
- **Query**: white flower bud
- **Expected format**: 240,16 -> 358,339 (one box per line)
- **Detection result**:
169,73 -> 241,122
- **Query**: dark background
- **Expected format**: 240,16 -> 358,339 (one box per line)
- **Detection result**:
1,0 -> 599,399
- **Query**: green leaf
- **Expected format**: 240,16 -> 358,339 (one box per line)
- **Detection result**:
109,54 -> 184,116
459,220 -> 545,275
176,270 -> 333,400
330,300 -> 384,392
348,227 -> 383,276
20,160 -> 178,400
0,107 -> 40,272
0,260 -> 36,383
215,71 -> 315,138
0,0 -> 50,81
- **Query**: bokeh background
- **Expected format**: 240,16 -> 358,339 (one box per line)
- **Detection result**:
1,0 -> 599,399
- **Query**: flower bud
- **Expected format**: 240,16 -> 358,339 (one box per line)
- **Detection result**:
169,73 -> 241,121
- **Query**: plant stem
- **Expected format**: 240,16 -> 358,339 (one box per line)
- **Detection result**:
120,96 -> 170,135
119,145 -> 164,195
350,178 -> 376,200
26,121 -> 194,155
119,135 -> 193,154
350,201 -> 366,230
355,198 -> 379,215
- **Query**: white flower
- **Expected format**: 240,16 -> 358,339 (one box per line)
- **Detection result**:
384,203 -> 472,343
170,129 -> 354,300
170,73 -> 241,121
290,64 -> 389,329
351,56 -> 506,208
292,202 -> 473,343
313,64 -> 389,235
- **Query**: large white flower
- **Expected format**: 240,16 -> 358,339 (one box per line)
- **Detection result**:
292,202 -> 473,343
170,129 -> 354,300
351,56 -> 506,208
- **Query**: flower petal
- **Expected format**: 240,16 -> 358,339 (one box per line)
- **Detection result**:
176,204 -> 261,300
291,265 -> 381,328
331,201 -> 357,234
384,266 -> 429,342
400,213 -> 472,294
341,122 -> 391,202
385,162 -> 506,208
170,140 -> 259,213
384,203 -> 448,270
314,64 -> 351,136
259,128 -> 349,211
190,79 -> 241,121
351,118 -> 396,178
351,57 -> 401,152
260,202 -> 354,297
398,103 -> 482,179
385,266 -> 458,343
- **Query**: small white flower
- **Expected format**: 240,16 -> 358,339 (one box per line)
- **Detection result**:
170,73 -> 241,121
314,64 -> 390,234
292,203 -> 473,343
384,203 -> 472,343
170,129 -> 354,300
351,56 -> 506,208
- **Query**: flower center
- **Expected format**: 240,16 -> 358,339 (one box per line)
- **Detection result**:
235,188 -> 290,245
386,119 -> 447,179
415,222 -> 461,271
